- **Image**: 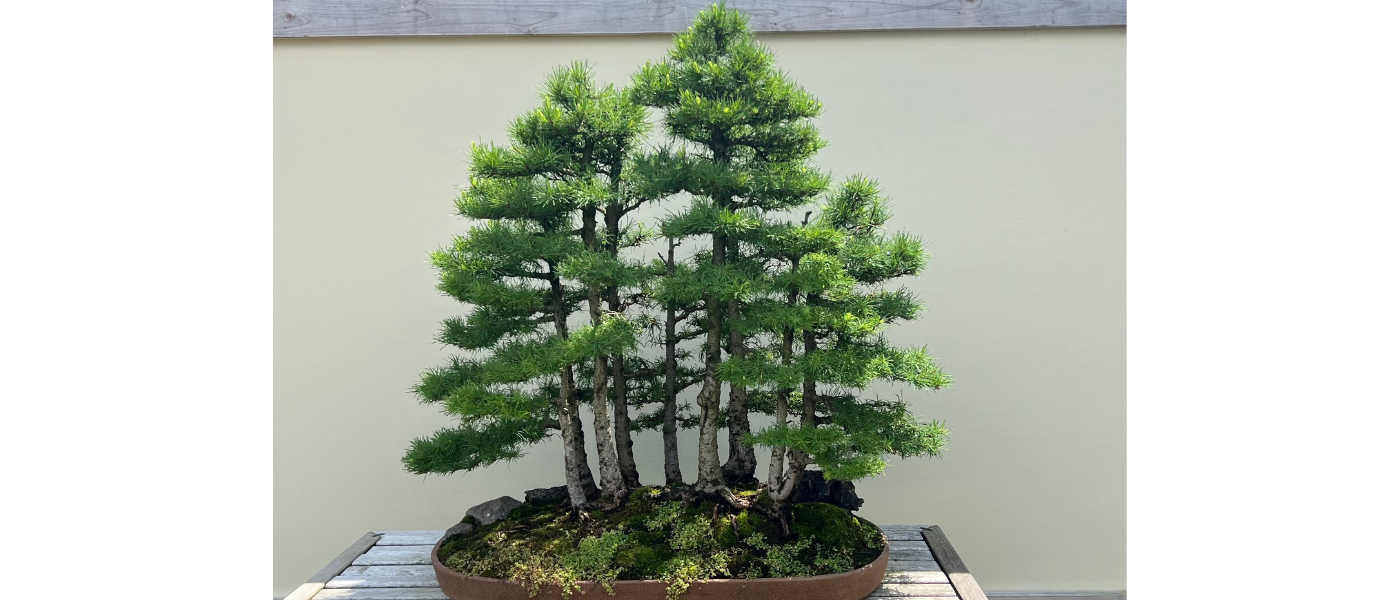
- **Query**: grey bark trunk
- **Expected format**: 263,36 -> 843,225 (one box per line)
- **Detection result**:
661,240 -> 684,485
766,321 -> 796,496
611,353 -> 640,487
582,207 -> 625,502
766,266 -> 802,502
604,206 -> 640,488
695,230 -> 726,489
779,328 -> 820,501
550,275 -> 591,508
722,295 -> 757,485
568,395 -> 597,497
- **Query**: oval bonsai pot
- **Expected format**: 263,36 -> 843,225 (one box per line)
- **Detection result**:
431,535 -> 889,600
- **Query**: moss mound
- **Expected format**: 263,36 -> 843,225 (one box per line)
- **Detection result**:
439,487 -> 886,600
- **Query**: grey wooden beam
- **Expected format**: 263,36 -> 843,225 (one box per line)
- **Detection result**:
922,525 -> 988,600
274,0 -> 1126,38
284,531 -> 382,600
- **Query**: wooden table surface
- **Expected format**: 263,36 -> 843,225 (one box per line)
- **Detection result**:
287,525 -> 985,600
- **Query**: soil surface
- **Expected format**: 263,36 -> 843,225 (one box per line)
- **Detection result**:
438,486 -> 886,599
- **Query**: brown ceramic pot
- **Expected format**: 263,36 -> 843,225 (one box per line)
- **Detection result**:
432,535 -> 889,600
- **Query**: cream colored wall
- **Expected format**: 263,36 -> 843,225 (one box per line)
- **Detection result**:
274,28 -> 1124,596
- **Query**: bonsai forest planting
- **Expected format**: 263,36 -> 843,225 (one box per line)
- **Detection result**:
402,6 -> 953,599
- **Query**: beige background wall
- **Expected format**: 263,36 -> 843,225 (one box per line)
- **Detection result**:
274,28 -> 1124,596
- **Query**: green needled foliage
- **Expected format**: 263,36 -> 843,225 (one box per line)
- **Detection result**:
405,4 -> 954,519
404,60 -> 655,505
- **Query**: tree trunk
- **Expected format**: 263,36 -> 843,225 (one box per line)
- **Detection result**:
766,321 -> 796,495
695,230 -> 726,490
661,240 -> 684,486
611,353 -> 640,487
722,294 -> 757,485
568,392 -> 598,497
550,275 -> 591,508
777,328 -> 819,504
582,207 -> 625,502
604,206 -> 640,488
768,290 -> 815,533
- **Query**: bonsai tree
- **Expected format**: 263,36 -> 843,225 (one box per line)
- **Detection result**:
743,176 -> 953,530
403,63 -> 653,507
631,4 -> 831,500
407,5 -> 951,541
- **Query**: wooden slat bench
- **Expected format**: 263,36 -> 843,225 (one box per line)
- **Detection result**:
286,525 -> 986,600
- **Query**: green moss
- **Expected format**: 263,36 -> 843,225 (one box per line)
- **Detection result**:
614,537 -> 673,579
792,502 -> 860,547
440,497 -> 886,600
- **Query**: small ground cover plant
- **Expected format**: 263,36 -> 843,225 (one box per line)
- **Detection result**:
439,488 -> 886,600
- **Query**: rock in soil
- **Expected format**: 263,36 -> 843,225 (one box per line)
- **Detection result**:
794,470 -> 864,511
524,485 -> 570,504
465,495 -> 523,526
443,521 -> 476,541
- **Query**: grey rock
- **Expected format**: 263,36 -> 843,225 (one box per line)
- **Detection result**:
794,469 -> 830,504
525,485 -> 570,505
443,521 -> 476,541
465,495 -> 523,526
828,479 -> 865,511
793,469 -> 864,512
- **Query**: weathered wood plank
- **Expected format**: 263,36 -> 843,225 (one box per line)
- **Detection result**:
350,545 -> 433,566
287,532 -> 382,600
879,525 -> 930,541
311,589 -> 449,600
340,565 -> 435,577
889,547 -> 936,561
887,560 -> 943,572
868,582 -> 960,597
884,570 -> 951,584
274,0 -> 1126,38
326,575 -> 440,589
374,530 -> 446,546
923,526 -> 989,600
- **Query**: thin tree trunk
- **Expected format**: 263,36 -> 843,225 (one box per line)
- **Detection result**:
604,206 -> 640,488
766,272 -> 801,503
778,327 -> 819,502
801,329 -> 818,428
723,293 -> 757,485
569,394 -> 597,497
611,353 -> 640,487
582,207 -> 625,502
661,240 -> 684,486
695,229 -> 726,490
550,275 -> 591,508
